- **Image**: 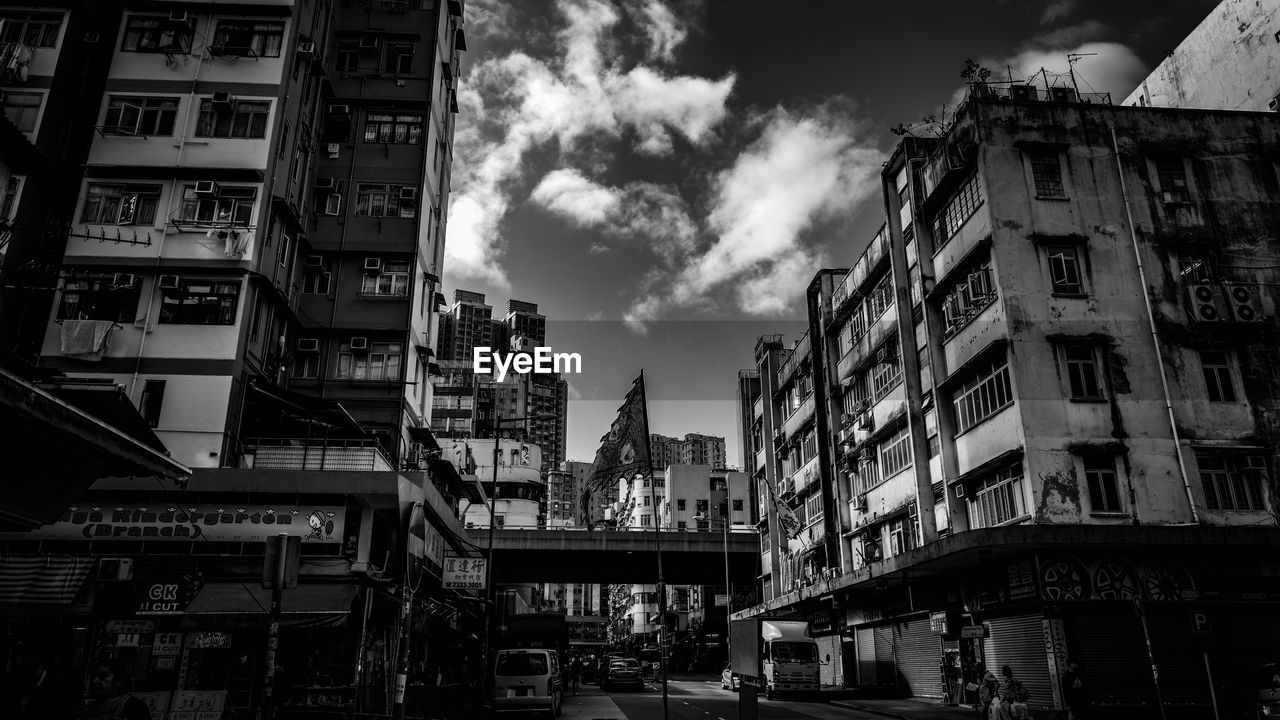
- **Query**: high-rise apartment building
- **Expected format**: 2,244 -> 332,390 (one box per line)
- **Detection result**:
649,432 -> 727,471
743,84 -> 1280,709
439,288 -> 493,361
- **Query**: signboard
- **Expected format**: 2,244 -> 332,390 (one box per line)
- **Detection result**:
170,690 -> 226,720
0,505 -> 345,543
960,625 -> 989,639
715,594 -> 729,607
152,632 -> 183,656
930,611 -> 951,636
187,631 -> 232,649
104,620 -> 155,635
442,554 -> 486,590
1190,611 -> 1213,634
136,574 -> 201,615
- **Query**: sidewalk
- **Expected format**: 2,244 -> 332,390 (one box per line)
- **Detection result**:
561,683 -> 626,719
830,697 -> 979,720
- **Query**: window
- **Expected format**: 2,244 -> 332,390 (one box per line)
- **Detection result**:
1155,157 -> 1190,204
952,355 -> 1013,433
695,499 -> 708,514
879,426 -> 912,478
104,96 -> 178,136
212,21 -> 285,57
293,346 -> 320,379
159,280 -> 240,325
195,99 -> 270,139
642,496 -> 650,506
1,91 -> 42,133
0,10 -> 62,48
80,184 -> 161,225
337,342 -> 402,381
869,340 -> 902,400
177,185 -> 255,226
1,174 -> 23,222
1083,456 -> 1122,513
888,507 -> 917,556
1178,253 -> 1214,284
640,514 -> 652,527
1200,350 -> 1237,402
57,273 -> 140,322
302,257 -> 332,294
855,454 -> 880,495
360,260 -> 409,296
924,407 -> 940,457
355,183 -> 417,218
120,15 -> 192,53
941,261 -> 996,335
968,462 -> 1026,528
934,172 -> 983,245
676,499 -> 685,511
867,275 -> 893,321
335,39 -> 359,71
1198,452 -> 1266,511
804,494 -> 823,526
139,380 -> 166,428
732,499 -> 743,512
1030,153 -> 1065,198
313,179 -> 346,216
382,41 -> 413,73
1047,245 -> 1084,294
363,113 -> 423,144
1062,344 -> 1105,401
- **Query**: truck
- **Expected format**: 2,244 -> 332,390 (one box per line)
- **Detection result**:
729,618 -> 820,700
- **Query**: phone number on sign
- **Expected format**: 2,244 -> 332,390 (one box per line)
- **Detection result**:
444,581 -> 485,589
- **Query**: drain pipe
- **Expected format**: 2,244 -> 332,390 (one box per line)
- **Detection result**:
1108,120 -> 1200,524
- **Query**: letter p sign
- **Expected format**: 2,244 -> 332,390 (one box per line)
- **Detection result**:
1190,611 -> 1212,634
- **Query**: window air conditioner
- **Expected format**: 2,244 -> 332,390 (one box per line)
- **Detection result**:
168,10 -> 192,25
314,177 -> 335,190
158,274 -> 182,290
112,273 -> 136,288
854,494 -> 868,512
211,92 -> 235,112
194,180 -> 220,195
305,255 -> 325,267
327,143 -> 340,158
297,41 -> 317,57
358,35 -> 380,50
363,257 -> 382,271
349,336 -> 369,351
296,338 -> 320,352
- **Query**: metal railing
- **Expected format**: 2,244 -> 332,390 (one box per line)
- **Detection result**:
244,438 -> 393,471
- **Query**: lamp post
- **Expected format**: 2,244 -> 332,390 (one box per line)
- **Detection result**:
481,410 -> 556,707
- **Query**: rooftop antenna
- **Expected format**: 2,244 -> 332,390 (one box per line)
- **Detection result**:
1067,52 -> 1098,97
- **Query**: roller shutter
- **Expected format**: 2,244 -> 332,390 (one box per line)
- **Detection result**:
1218,603 -> 1280,712
874,624 -> 895,690
856,626 -> 877,687
1064,606 -> 1152,708
896,617 -> 943,698
983,612 -> 1051,708
1142,603 -> 1212,708
816,634 -> 843,687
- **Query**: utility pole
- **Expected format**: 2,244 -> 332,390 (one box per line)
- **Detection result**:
261,533 -> 296,720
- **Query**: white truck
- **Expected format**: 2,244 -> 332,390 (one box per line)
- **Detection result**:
730,618 -> 821,700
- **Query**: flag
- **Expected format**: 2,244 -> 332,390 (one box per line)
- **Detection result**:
581,374 -> 651,525
764,475 -> 802,539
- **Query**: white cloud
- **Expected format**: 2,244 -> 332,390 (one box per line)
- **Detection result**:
633,0 -> 685,62
531,168 -> 622,226
608,67 -> 735,154
997,41 -> 1147,102
1039,0 -> 1078,25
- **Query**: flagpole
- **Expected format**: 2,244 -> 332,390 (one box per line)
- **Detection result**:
637,370 -> 669,720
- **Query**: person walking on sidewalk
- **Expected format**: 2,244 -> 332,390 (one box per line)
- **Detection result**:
977,664 -> 999,720
570,655 -> 583,695
994,665 -> 1029,720
1061,659 -> 1090,720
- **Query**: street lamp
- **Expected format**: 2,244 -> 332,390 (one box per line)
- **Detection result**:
482,411 -> 556,705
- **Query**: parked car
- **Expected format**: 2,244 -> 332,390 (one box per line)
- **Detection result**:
604,658 -> 645,692
494,648 -> 562,718
720,663 -> 740,691
1256,662 -> 1280,718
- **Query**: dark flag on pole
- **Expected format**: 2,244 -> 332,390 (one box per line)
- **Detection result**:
580,373 -> 651,526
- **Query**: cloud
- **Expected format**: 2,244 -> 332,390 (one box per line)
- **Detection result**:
587,242 -> 612,254
998,41 -> 1148,101
445,0 -> 735,288
531,168 -> 622,226
1039,0 -> 1078,25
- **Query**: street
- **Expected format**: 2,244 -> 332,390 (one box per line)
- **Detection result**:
557,676 -> 889,720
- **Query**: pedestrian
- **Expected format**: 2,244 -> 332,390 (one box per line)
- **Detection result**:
570,655 -> 583,694
1061,658 -> 1090,720
77,660 -> 152,720
977,664 -> 999,720
995,665 -> 1028,720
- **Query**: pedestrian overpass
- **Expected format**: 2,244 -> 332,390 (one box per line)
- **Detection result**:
469,528 -> 760,584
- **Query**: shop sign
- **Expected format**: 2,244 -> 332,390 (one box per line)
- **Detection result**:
171,689 -> 225,720
930,611 -> 951,636
714,594 -> 729,607
0,504 -> 345,544
442,554 -> 486,590
152,632 -> 182,656
188,631 -> 232,649
960,625 -> 989,639
136,574 -> 201,615
104,620 -> 155,635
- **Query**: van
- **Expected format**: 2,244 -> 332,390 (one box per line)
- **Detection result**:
494,648 -> 562,718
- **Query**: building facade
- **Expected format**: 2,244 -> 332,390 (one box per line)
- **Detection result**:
741,86 -> 1280,715
649,432 -> 728,471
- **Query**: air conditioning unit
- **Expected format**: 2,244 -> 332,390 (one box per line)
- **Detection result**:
408,442 -> 426,462
363,257 -> 382,271
328,104 -> 351,118
112,273 -> 136,288
327,143 -> 340,158
841,412 -> 855,427
1185,284 -> 1230,322
296,338 -> 320,352
297,41 -> 317,57
305,255 -> 325,268
358,35 -> 380,50
314,177 -> 335,190
857,412 -> 874,431
1224,283 -> 1265,321
854,494 -> 868,512
954,484 -> 967,499
194,180 -> 220,196
98,557 -> 133,581
168,10 -> 193,25
158,274 -> 182,290
1010,85 -> 1039,102
349,336 -> 369,351
854,399 -> 871,414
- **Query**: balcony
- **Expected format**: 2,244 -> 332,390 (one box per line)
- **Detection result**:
781,393 -> 815,441
790,454 -> 821,493
243,438 -> 393,471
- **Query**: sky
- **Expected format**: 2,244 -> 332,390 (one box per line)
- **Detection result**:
443,0 -> 1219,466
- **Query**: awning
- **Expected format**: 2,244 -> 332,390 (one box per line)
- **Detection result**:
185,582 -> 358,617
0,556 -> 93,605
407,425 -> 441,452
246,377 -> 364,435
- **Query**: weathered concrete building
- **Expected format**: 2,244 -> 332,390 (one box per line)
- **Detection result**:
1123,0 -> 1280,112
740,84 -> 1280,716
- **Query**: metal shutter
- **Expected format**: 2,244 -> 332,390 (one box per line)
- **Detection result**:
896,617 -> 943,698
1219,603 -> 1280,712
1142,603 -> 1212,707
874,623 -> 895,691
983,612 -> 1051,708
856,626 -> 877,687
1064,607 -> 1152,707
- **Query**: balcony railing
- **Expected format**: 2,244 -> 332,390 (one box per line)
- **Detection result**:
244,438 -> 393,471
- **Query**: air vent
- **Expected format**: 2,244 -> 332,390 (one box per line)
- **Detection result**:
1185,284 -> 1229,323
158,274 -> 182,290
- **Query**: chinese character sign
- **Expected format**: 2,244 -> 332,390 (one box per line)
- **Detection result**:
442,553 -> 487,590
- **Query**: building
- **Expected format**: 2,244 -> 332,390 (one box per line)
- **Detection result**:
457,437 -> 544,529
649,432 -> 728,471
740,83 -> 1280,715
1123,0 -> 1280,112
1,1 -> 480,716
545,466 -> 576,527
438,288 -> 493,362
